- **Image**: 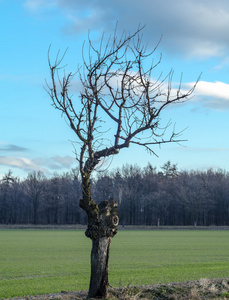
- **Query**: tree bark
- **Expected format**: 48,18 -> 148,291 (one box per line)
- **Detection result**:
89,237 -> 111,298
81,197 -> 119,298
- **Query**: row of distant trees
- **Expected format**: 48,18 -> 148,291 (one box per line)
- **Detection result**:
1,161 -> 229,226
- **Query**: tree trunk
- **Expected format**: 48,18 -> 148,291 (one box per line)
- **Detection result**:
88,237 -> 111,298
79,173 -> 119,298
80,196 -> 119,298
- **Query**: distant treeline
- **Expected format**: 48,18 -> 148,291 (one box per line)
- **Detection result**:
1,161 -> 229,226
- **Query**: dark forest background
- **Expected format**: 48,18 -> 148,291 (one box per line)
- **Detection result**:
1,161 -> 229,226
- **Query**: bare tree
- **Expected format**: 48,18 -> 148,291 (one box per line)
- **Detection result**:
46,26 -> 199,298
0,170 -> 16,224
25,171 -> 45,225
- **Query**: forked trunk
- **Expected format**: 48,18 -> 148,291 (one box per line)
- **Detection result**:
89,237 -> 111,298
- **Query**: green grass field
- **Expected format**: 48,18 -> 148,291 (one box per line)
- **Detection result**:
1,229 -> 229,299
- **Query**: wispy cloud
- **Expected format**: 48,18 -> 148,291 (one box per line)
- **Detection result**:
0,144 -> 29,152
33,155 -> 76,170
24,0 -> 56,10
214,56 -> 229,70
176,146 -> 229,153
0,155 -> 76,176
0,156 -> 46,173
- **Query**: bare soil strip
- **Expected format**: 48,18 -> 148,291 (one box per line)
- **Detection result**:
6,278 -> 229,300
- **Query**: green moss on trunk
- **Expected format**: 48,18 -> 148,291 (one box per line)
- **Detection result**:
79,172 -> 119,298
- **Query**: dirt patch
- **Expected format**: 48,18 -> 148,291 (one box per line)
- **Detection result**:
5,278 -> 229,300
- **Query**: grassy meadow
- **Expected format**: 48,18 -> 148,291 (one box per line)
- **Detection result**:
1,229 -> 229,299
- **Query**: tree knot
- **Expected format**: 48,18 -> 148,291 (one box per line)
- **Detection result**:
85,198 -> 119,240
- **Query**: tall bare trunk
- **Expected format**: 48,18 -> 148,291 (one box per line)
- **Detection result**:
80,174 -> 119,298
87,199 -> 118,298
88,237 -> 111,298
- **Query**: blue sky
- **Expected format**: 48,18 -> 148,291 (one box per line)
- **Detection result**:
1,0 -> 229,179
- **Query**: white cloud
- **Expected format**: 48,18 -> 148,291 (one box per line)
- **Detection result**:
0,156 -> 46,172
195,81 -> 229,100
186,81 -> 229,110
23,0 -> 229,59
